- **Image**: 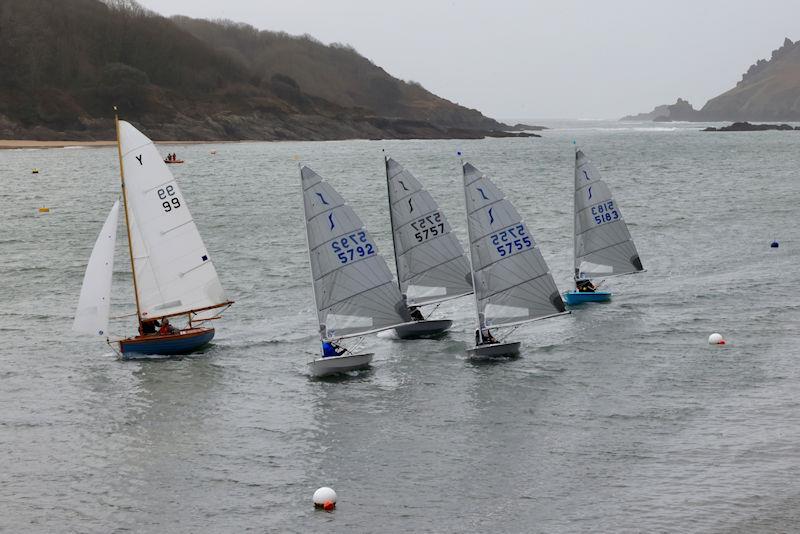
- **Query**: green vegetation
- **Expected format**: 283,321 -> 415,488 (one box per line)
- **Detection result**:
0,0 -> 509,140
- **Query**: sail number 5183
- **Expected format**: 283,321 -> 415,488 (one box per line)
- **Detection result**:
590,200 -> 618,225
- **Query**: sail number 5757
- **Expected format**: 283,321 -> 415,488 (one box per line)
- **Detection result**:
410,212 -> 444,243
157,185 -> 181,212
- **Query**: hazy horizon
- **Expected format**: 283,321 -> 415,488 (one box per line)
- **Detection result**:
136,0 -> 800,121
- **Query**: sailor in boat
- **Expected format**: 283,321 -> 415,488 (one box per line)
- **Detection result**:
139,318 -> 160,335
575,279 -> 597,293
408,306 -> 424,321
475,328 -> 498,346
322,341 -> 346,358
158,317 -> 177,335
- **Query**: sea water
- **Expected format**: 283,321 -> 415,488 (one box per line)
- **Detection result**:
2,120 -> 800,532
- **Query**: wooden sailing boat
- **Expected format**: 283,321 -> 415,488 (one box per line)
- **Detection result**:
564,148 -> 644,305
300,165 -> 414,377
384,156 -> 473,339
73,112 -> 233,357
461,161 -> 568,358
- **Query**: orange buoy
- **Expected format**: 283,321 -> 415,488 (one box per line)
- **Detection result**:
323,500 -> 335,511
38,207 -> 50,213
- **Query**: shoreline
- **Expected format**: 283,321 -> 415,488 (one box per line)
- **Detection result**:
0,140 -> 226,150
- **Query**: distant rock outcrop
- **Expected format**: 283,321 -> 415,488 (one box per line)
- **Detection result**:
623,37 -> 800,122
621,98 -> 699,121
702,122 -> 799,132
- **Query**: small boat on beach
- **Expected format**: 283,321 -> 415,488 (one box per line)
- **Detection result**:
564,148 -> 644,305
384,156 -> 473,339
300,165 -> 414,377
73,112 -> 233,358
461,161 -> 568,358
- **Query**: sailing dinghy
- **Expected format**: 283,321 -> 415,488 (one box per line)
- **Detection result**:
564,149 -> 644,305
461,161 -> 567,358
384,157 -> 473,338
73,114 -> 233,357
300,165 -> 414,377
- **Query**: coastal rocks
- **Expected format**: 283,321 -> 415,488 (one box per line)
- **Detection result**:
702,122 -> 799,132
622,98 -> 699,121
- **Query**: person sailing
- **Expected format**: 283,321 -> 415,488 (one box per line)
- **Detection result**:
158,317 -> 177,335
475,328 -> 498,346
321,340 -> 346,358
575,278 -> 597,292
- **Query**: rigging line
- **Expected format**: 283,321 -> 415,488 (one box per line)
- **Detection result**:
423,303 -> 441,320
499,325 -> 519,343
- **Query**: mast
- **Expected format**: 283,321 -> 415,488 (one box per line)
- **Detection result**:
460,158 -> 484,344
384,154 -> 403,294
299,163 -> 324,351
573,145 -> 579,282
114,108 -> 143,324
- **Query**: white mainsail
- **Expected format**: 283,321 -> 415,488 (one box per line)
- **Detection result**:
462,162 -> 565,330
73,201 -> 120,336
118,121 -> 228,320
385,157 -> 473,306
301,165 -> 411,339
573,149 -> 643,279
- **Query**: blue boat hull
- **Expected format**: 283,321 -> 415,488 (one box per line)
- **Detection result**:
119,327 -> 215,358
563,290 -> 612,305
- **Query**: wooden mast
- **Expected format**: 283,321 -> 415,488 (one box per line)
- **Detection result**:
114,108 -> 143,325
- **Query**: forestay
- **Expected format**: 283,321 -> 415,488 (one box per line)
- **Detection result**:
118,121 -> 228,319
573,149 -> 643,278
301,165 -> 411,339
73,201 -> 119,336
385,157 -> 473,306
462,162 -> 565,330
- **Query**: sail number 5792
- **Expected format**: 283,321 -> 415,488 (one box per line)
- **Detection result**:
331,230 -> 375,264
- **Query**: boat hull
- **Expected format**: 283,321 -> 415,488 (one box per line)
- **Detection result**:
466,341 -> 521,359
308,353 -> 373,377
394,319 -> 453,339
563,290 -> 612,305
164,160 -> 184,164
119,327 -> 215,358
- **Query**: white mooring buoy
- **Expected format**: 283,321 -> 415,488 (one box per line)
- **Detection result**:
708,333 -> 726,345
313,487 -> 336,511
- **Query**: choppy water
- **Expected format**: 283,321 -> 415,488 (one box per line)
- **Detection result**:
2,120 -> 800,533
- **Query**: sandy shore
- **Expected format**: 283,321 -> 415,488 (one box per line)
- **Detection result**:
0,140 -> 220,149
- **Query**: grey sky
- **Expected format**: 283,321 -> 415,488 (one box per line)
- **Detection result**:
137,0 -> 800,120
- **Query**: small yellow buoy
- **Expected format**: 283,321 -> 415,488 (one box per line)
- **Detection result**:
32,168 -> 39,174
38,207 -> 50,213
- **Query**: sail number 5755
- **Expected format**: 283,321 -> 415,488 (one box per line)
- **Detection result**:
157,185 -> 181,212
491,224 -> 532,257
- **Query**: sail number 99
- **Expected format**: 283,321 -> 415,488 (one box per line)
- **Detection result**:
491,224 -> 532,257
590,201 -> 619,225
330,230 -> 375,264
157,185 -> 181,212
